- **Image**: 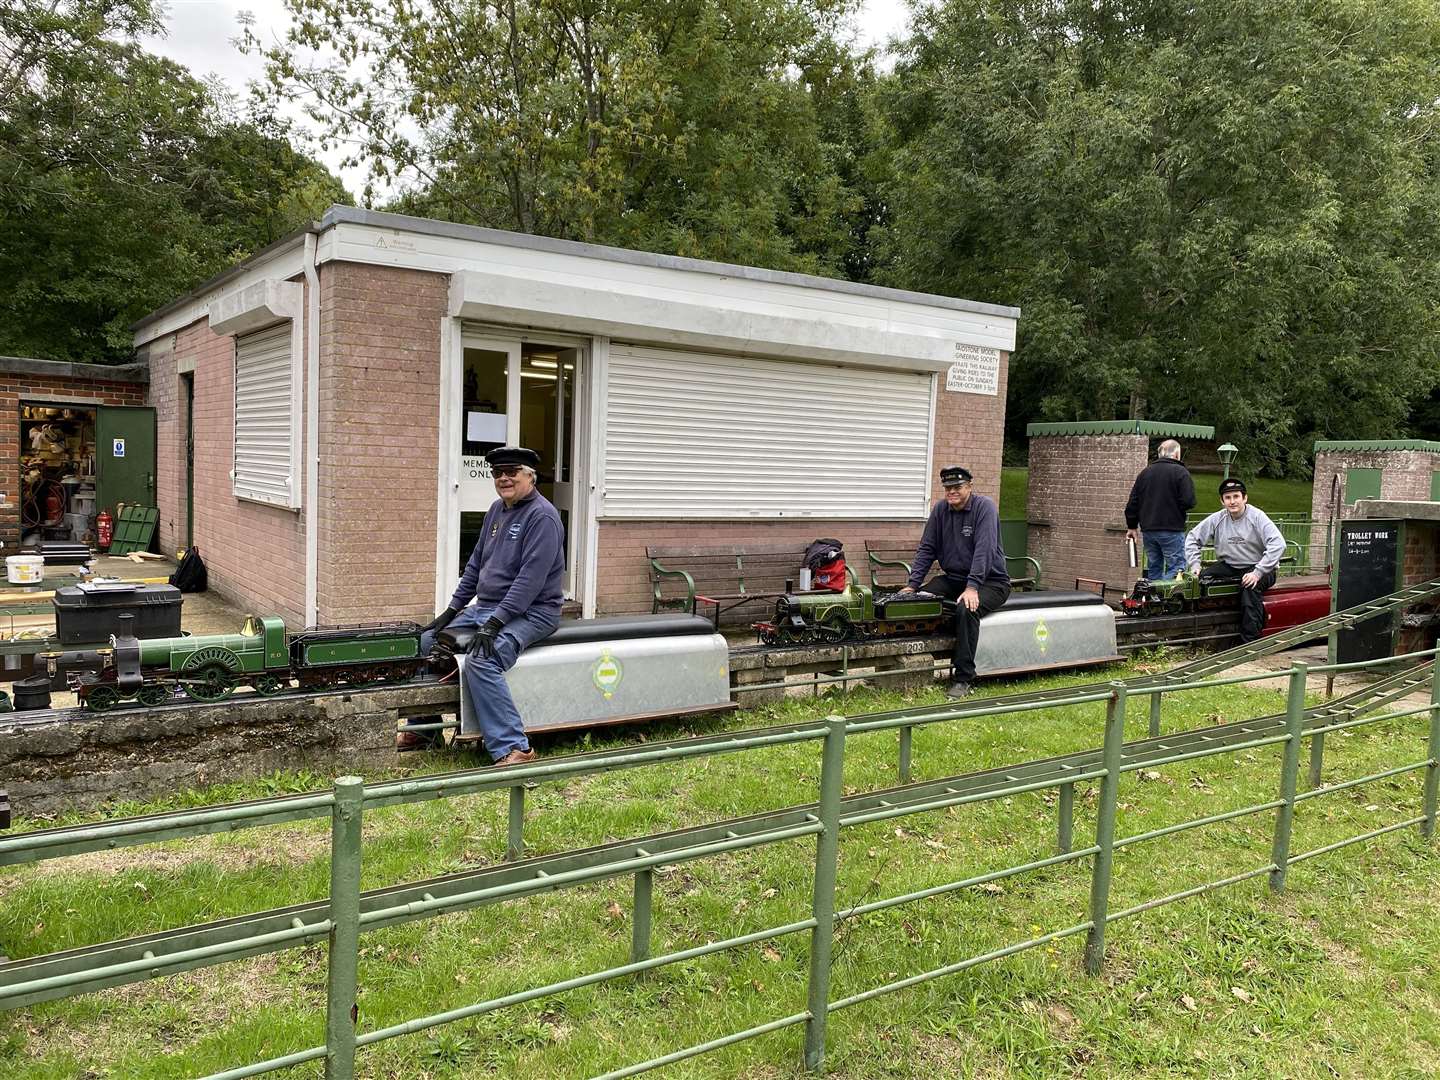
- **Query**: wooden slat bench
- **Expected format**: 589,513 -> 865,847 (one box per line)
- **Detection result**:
864,540 -> 1042,592
647,544 -> 812,624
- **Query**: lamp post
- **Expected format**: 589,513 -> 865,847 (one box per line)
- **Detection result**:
1218,443 -> 1239,481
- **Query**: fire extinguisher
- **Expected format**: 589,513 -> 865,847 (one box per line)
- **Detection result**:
96,509 -> 113,552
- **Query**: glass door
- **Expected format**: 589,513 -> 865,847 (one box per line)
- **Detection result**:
458,335 -> 579,596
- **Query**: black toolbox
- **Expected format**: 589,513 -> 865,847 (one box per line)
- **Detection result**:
52,584 -> 183,645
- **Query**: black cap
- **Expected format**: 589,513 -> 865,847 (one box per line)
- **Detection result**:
940,466 -> 973,487
1218,477 -> 1247,496
485,445 -> 540,470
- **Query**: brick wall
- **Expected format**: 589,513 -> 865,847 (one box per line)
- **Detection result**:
1026,434 -> 1148,591
1310,450 -> 1440,568
0,363 -> 147,550
315,262 -> 447,625
151,311 -> 307,626
594,518 -> 931,615
930,356 -> 1010,509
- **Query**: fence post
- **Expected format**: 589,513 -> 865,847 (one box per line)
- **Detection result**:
1308,731 -> 1325,791
507,786 -> 526,862
325,777 -> 364,1080
1084,684 -> 1126,976
898,725 -> 913,784
803,716 -> 847,1072
631,867 -> 653,964
1057,782 -> 1074,854
1269,664 -> 1307,892
1148,689 -> 1162,738
1424,662 -> 1440,841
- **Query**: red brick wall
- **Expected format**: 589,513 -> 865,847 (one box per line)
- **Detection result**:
1026,434 -> 1148,591
0,370 -> 146,550
315,262 -> 446,625
1310,450 -> 1440,570
594,518 -> 932,615
930,355 -> 1010,509
151,313 -> 307,626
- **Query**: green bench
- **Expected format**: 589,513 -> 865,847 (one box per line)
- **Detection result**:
863,539 -> 1042,592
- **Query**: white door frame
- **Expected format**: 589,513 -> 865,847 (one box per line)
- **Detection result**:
437,321 -> 593,609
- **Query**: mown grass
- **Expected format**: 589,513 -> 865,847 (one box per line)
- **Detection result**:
1,659 -> 1438,1078
1000,467 -> 1316,519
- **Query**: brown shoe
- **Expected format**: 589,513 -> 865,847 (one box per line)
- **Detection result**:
395,729 -> 440,752
493,748 -> 537,767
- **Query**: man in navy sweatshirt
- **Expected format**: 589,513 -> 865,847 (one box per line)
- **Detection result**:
895,465 -> 1011,699
405,445 -> 565,765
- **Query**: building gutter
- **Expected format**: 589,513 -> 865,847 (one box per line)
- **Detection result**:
303,232 -> 321,626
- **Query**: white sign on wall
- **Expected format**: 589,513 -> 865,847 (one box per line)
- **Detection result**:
945,342 -> 1001,396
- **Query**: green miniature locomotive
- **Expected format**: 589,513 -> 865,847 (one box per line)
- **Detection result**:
753,584 -> 950,645
70,615 -> 426,711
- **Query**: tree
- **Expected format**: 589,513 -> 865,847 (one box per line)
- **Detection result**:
875,0 -> 1440,474
245,0 -> 870,275
0,0 -> 348,362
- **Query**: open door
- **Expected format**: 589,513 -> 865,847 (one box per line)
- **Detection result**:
96,406 -> 157,515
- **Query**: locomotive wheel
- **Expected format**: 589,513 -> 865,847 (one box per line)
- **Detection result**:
84,684 -> 120,712
137,684 -> 173,707
181,664 -> 235,703
1164,593 -> 1187,616
253,675 -> 287,696
815,610 -> 852,644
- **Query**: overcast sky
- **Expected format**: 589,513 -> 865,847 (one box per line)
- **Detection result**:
144,0 -> 914,197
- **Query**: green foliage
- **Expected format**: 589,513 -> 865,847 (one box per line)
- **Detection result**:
875,0 -> 1440,475
245,0 -> 873,275
0,0 -> 349,363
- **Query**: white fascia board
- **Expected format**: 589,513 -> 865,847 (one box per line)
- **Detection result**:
210,280 -> 304,337
329,221 -> 1014,367
132,245 -> 308,345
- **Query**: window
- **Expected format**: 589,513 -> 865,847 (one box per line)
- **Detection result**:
234,323 -> 299,507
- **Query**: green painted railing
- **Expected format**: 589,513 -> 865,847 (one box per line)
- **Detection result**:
0,646 -> 1437,1078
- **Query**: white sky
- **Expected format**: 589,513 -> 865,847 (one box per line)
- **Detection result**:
144,0 -> 914,198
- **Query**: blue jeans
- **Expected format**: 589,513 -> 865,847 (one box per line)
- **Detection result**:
1143,531 -> 1186,581
421,604 -> 559,760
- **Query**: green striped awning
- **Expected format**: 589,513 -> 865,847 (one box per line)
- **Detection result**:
1314,440 -> 1440,453
1026,420 -> 1216,439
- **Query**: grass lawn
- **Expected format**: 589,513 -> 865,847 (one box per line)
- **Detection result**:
1,661 -> 1438,1078
1000,468 -> 1316,519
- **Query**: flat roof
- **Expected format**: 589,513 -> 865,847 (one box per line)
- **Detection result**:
1315,439 -> 1440,453
0,355 -> 148,384
1026,420 -> 1215,439
132,205 -> 1022,332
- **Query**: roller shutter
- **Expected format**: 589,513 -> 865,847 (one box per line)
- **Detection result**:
604,345 -> 932,518
233,322 -> 298,507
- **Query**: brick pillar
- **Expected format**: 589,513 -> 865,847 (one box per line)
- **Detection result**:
1311,447 -> 1440,571
1026,434 -> 1148,591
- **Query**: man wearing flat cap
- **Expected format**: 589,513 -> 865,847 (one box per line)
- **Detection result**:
1184,477 -> 1285,643
403,445 -> 565,764
896,465 -> 1011,699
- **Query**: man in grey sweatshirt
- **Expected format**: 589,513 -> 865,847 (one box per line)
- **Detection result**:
1184,477 -> 1286,642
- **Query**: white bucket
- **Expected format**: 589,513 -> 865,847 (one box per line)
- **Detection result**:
6,554 -> 44,584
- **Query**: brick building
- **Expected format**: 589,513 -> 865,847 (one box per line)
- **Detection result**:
1309,440 -> 1440,563
0,356 -> 150,552
1025,421 -> 1215,592
132,207 -> 1019,625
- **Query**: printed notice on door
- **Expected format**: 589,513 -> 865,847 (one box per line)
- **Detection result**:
945,343 -> 1001,396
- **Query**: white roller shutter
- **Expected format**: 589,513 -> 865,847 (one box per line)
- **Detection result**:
234,322 -> 298,507
604,345 -> 932,518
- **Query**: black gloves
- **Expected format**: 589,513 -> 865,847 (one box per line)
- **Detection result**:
423,607 -> 461,633
469,616 -> 505,659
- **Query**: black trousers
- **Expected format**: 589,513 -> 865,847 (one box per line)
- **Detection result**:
1199,560 -> 1276,643
924,575 -> 1011,683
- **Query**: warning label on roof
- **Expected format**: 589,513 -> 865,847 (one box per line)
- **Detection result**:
945,343 -> 1001,396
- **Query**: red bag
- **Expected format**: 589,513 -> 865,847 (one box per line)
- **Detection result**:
812,556 -> 848,591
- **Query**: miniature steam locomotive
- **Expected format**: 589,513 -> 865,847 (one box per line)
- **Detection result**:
1119,573 -> 1247,618
69,614 -> 426,711
753,584 -> 952,645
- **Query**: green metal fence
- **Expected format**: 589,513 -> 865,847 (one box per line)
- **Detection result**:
1,645 -> 1436,1078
